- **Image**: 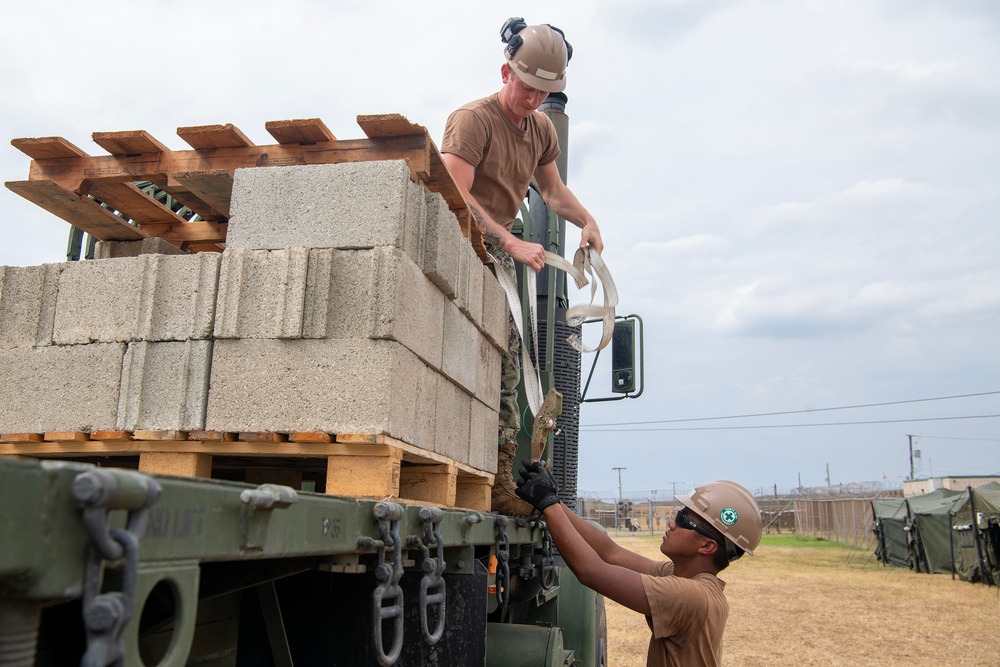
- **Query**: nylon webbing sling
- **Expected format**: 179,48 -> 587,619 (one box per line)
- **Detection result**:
488,247 -> 618,415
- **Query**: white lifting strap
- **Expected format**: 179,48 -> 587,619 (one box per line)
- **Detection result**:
488,247 -> 618,416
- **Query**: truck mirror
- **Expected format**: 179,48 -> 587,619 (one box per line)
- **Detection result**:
611,319 -> 635,394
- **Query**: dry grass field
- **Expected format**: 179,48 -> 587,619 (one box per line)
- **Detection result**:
604,533 -> 1000,667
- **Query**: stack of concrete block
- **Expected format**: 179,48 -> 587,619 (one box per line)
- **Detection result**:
207,160 -> 507,472
0,253 -> 220,434
0,159 -> 508,475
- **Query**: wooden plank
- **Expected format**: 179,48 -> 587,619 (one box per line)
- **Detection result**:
325,446 -> 401,498
356,113 -> 424,139
137,220 -> 227,244
185,242 -> 226,254
25,135 -> 431,198
239,432 -> 287,444
92,130 -> 170,156
172,170 -> 233,217
11,136 -> 89,160
86,181 -> 191,226
5,180 -> 148,241
455,476 -> 493,512
91,431 -> 134,443
139,451 -> 211,478
265,118 -> 336,145
289,432 -> 334,443
399,463 -> 457,506
43,432 -> 90,443
177,124 -> 254,150
0,433 -> 44,444
188,430 -> 237,442
134,430 -> 189,441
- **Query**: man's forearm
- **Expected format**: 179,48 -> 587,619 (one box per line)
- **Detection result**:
468,200 -> 515,250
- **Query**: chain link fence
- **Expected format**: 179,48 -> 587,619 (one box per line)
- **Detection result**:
578,486 -> 902,549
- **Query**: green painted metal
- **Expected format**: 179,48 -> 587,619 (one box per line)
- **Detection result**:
0,457 -> 542,600
485,621 -> 564,667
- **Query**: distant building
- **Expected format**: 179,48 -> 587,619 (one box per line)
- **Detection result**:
902,476 -> 1000,497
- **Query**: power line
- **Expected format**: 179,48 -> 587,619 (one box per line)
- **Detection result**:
583,414 -> 1000,432
582,390 -> 1000,428
909,434 -> 1000,443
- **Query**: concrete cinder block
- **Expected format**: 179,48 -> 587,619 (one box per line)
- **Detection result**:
303,247 -> 445,368
214,247 -> 308,339
475,334 -> 502,409
94,237 -> 186,259
134,253 -> 220,342
402,178 -> 427,270
0,263 -> 62,349
455,235 -> 471,315
435,374 -> 473,463
301,248 -> 375,340
413,363 -> 440,457
422,192 -> 461,298
370,247 -> 445,369
440,299 -> 478,395
480,265 -> 510,352
118,340 -> 213,431
464,242 -> 484,327
53,257 -> 141,344
54,254 -> 220,344
206,338 -> 447,456
469,398 -> 499,474
226,161 -> 420,259
0,343 -> 124,433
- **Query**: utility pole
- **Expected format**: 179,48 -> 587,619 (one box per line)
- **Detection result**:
907,434 -> 915,480
612,467 -> 626,502
612,467 -> 626,532
825,463 -> 831,487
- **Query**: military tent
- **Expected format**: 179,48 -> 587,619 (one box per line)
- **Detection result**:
905,488 -> 965,575
950,482 -> 1000,585
872,497 -> 910,569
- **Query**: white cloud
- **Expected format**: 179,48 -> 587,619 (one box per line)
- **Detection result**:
836,178 -> 928,203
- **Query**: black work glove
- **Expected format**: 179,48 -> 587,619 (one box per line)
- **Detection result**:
515,460 -> 560,512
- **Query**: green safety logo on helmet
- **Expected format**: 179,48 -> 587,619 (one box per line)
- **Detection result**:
719,507 -> 739,526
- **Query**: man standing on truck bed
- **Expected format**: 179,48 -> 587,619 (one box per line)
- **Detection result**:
441,18 -> 604,515
517,466 -> 763,667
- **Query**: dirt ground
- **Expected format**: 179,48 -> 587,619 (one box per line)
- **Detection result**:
603,533 -> 1000,666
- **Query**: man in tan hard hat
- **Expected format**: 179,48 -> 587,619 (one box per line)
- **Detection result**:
441,18 -> 604,515
517,465 -> 763,667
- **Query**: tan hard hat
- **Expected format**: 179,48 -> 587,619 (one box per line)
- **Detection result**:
504,24 -> 570,93
676,480 -> 763,558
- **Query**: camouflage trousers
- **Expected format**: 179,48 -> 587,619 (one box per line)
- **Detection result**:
486,243 -> 521,449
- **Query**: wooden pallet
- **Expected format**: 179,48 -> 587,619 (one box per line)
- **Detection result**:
0,430 -> 494,511
6,115 -> 487,261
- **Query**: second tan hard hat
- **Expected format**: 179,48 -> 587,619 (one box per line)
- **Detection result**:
676,480 -> 763,558
504,24 -> 570,93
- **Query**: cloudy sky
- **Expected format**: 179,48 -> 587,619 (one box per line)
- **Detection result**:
2,1 -> 997,498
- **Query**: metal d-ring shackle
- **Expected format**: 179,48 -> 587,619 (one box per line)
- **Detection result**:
371,502 -> 405,667
71,469 -> 162,667
417,506 -> 447,645
493,515 -> 511,609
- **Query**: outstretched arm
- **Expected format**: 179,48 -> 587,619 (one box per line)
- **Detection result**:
542,503 -> 652,615
533,160 -> 604,253
516,461 -> 653,614
441,152 -> 548,272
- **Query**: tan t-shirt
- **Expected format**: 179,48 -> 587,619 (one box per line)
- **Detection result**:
441,93 -> 560,230
640,561 -> 729,667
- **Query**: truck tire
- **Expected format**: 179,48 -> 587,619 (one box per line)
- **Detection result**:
595,594 -> 608,667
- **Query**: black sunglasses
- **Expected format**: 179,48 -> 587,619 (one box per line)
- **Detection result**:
675,509 -> 724,546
